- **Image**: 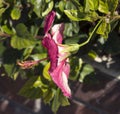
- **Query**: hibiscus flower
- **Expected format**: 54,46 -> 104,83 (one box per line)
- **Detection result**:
42,11 -> 71,97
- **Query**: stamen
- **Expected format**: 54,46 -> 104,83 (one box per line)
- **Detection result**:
17,58 -> 48,69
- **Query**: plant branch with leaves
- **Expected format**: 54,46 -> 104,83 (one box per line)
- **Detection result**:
0,0 -> 120,113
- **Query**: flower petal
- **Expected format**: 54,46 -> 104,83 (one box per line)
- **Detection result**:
63,61 -> 70,78
42,34 -> 58,72
51,23 -> 64,44
50,61 -> 71,97
44,11 -> 56,34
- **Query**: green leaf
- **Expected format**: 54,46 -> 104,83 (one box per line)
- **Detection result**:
11,7 -> 21,20
0,8 -> 6,16
65,1 -> 77,10
69,57 -> 82,80
96,20 -> 111,38
30,25 -> 39,37
58,1 -> 66,12
59,92 -> 70,106
64,10 -> 80,21
4,64 -> 14,76
31,53 -> 47,60
79,64 -> 94,82
65,37 -> 80,44
107,0 -> 119,13
2,47 -> 21,79
88,50 -> 98,59
11,35 -> 36,49
71,0 -> 82,7
28,0 -> 45,17
23,47 -> 34,60
104,23 -> 111,38
96,20 -> 107,35
51,89 -> 61,113
84,0 -> 99,11
19,76 -> 44,99
11,23 -> 37,49
65,34 -> 87,44
0,0 -> 9,16
1,25 -> 13,35
43,62 -> 51,81
51,89 -> 70,113
98,0 -> 109,14
43,88 -> 55,104
15,23 -> 32,38
30,53 -> 47,65
3,63 -> 18,79
0,0 -> 3,5
64,21 -> 79,37
64,23 -> 73,37
64,10 -> 98,22
42,0 -> 54,16
4,0 -> 14,4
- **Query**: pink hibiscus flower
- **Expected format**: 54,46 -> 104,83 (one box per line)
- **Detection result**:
42,11 -> 71,97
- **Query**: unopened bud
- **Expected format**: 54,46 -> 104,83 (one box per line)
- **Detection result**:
17,60 -> 39,69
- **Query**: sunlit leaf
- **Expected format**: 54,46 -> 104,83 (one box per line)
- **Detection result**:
84,0 -> 98,11
98,0 -> 109,14
96,19 -> 111,38
42,0 -> 54,16
88,50 -> 98,59
43,62 -> 51,81
11,35 -> 36,49
58,1 -> 66,12
11,7 -> 21,20
0,0 -> 9,16
11,23 -> 37,49
1,25 -> 13,35
0,8 -> 6,16
64,10 -> 81,21
79,64 -> 94,82
64,10 -> 98,22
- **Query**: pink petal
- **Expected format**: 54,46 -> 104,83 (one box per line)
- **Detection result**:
42,34 -> 58,72
52,23 -> 64,35
63,61 -> 70,78
51,23 -> 64,44
44,11 -> 56,34
50,61 -> 71,97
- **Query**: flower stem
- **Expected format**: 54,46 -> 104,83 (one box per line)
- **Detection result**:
78,19 -> 103,48
37,57 -> 48,62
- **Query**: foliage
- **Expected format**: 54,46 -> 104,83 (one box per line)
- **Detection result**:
0,0 -> 120,113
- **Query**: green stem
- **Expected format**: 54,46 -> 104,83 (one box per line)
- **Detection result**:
110,15 -> 120,23
79,19 -> 103,48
